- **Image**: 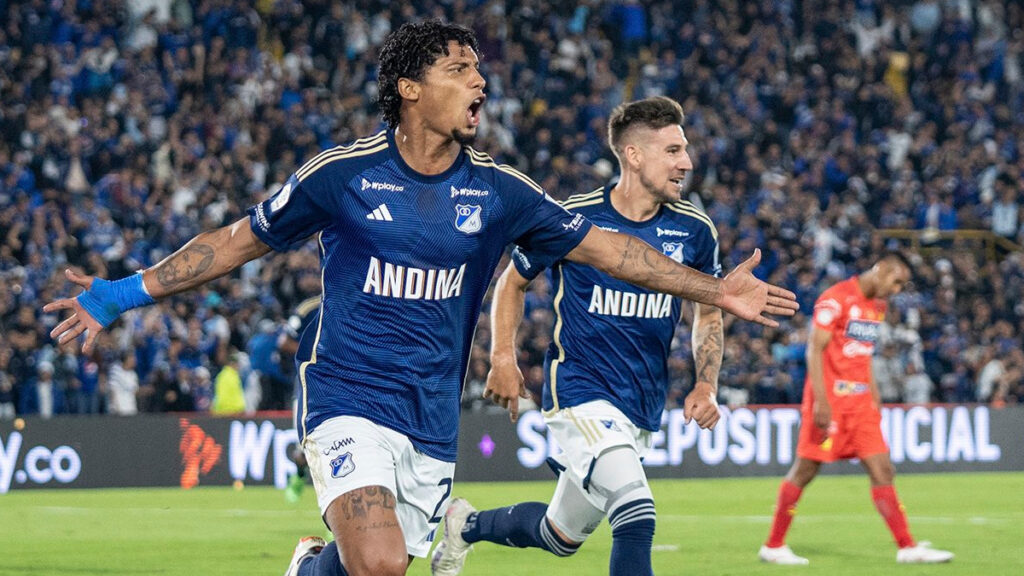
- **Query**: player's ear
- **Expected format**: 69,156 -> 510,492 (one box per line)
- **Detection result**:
624,142 -> 642,171
398,77 -> 420,103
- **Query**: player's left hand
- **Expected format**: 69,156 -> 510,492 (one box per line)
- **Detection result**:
484,356 -> 531,423
684,381 -> 720,429
43,269 -> 105,355
719,250 -> 799,327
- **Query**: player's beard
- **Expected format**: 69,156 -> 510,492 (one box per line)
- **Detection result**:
640,172 -> 679,204
451,128 -> 477,146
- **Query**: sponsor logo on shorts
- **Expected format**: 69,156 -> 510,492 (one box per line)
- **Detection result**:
322,437 -> 355,456
600,419 -> 620,431
330,452 -> 355,478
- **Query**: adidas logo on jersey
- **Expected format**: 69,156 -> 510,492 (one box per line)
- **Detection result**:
363,256 -> 466,300
366,204 -> 393,221
588,286 -> 673,319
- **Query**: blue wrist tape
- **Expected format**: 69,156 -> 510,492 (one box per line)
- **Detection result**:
76,273 -> 156,328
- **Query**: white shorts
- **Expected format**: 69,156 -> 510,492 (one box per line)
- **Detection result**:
304,416 -> 456,558
544,400 -> 653,541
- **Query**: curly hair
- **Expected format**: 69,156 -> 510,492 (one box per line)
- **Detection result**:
376,20 -> 480,129
607,96 -> 685,159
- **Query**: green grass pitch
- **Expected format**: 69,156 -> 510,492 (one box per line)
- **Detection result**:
1,472 -> 1020,575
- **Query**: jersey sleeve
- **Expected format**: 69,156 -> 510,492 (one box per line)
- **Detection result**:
812,292 -> 844,331
247,172 -> 335,252
510,244 -> 561,280
502,182 -> 592,273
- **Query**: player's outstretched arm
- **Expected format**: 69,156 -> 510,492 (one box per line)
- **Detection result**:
566,227 -> 798,327
44,217 -> 272,354
485,262 -> 533,422
685,302 -> 723,429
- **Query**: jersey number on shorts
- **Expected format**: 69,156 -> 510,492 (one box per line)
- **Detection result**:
428,477 -> 453,523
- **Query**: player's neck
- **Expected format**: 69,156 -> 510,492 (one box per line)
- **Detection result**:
857,272 -> 878,299
610,176 -> 661,222
393,124 -> 461,176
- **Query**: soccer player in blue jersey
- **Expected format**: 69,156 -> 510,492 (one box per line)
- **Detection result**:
431,97 -> 723,576
44,22 -> 797,576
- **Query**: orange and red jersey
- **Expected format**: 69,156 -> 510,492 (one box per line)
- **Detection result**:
803,276 -> 886,414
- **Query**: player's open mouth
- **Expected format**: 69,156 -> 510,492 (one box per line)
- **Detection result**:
467,97 -> 485,126
670,176 -> 685,187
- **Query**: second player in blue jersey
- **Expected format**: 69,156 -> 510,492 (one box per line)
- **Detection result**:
433,97 -> 726,576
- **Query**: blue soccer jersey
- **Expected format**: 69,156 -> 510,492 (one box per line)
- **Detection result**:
247,130 -> 591,461
512,187 -> 721,432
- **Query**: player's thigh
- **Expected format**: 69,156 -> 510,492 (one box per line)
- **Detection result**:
394,444 -> 456,558
546,469 -> 606,544
304,416 -> 407,575
853,411 -> 892,484
325,486 -> 407,576
546,402 -> 652,531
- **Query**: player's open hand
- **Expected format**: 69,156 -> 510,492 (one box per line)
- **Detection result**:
42,269 -> 104,355
484,355 -> 530,423
719,249 -> 799,327
684,381 -> 720,429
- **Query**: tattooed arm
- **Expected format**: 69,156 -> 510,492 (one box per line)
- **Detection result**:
45,218 -> 271,353
566,227 -> 798,327
144,217 -> 271,297
685,301 -> 723,429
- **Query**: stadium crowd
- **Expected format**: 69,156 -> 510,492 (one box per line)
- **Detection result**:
1,0 -> 1023,420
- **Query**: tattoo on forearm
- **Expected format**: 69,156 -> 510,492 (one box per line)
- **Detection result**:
615,236 -> 673,279
339,486 -> 397,520
612,234 -> 717,303
695,314 -> 724,384
155,244 -> 215,287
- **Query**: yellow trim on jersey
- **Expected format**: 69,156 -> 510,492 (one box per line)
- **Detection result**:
295,133 -> 388,182
297,232 -> 328,441
466,148 -> 545,195
295,295 -> 321,318
560,188 -> 604,206
544,262 -> 568,416
562,197 -> 604,210
665,201 -> 718,240
295,132 -> 386,179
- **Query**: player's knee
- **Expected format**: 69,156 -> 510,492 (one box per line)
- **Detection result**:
541,517 -> 583,557
344,551 -> 407,576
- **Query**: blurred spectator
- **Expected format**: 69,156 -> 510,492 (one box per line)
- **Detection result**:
903,362 -> 935,404
212,352 -> 245,415
107,350 -> 139,416
20,360 -> 61,418
0,0 -> 1022,416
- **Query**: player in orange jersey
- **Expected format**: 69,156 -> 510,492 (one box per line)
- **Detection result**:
759,251 -> 954,565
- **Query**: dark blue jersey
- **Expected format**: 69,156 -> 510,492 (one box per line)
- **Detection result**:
248,130 -> 591,461
513,187 -> 720,432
